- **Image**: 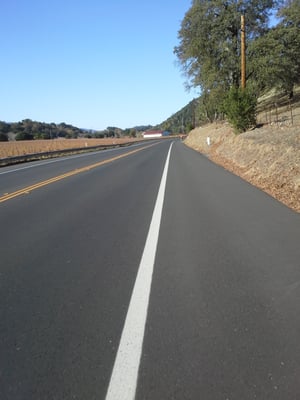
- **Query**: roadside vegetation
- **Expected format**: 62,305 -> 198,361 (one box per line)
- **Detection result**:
171,0 -> 300,133
175,0 -> 300,212
184,107 -> 300,212
0,119 -> 154,143
1,1 -> 299,143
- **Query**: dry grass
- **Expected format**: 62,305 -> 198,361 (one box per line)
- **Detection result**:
185,111 -> 300,213
0,138 -> 141,159
256,86 -> 300,126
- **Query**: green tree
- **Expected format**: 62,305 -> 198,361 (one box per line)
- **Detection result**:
15,132 -> 34,140
129,128 -> 137,138
222,87 -> 257,132
0,121 -> 9,141
174,0 -> 280,93
248,0 -> 300,96
0,121 -> 10,133
0,132 -> 8,141
199,87 -> 226,122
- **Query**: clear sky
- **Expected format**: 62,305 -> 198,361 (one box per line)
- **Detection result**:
1,0 -> 197,130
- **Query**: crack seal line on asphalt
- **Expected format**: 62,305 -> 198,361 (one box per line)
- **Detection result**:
105,142 -> 173,400
0,143 -> 158,203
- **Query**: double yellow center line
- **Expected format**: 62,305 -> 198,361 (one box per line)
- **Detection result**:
0,144 -> 152,203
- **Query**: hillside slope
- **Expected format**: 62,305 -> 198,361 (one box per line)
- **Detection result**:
185,121 -> 300,213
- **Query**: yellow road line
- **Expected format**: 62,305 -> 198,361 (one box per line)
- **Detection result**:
0,144 -> 153,203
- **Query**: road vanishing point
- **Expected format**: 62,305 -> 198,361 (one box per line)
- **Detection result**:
1,139 -> 300,399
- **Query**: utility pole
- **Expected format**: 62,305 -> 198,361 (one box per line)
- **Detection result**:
241,14 -> 246,89
193,98 -> 196,129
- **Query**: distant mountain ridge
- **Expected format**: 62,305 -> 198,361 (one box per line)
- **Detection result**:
154,99 -> 198,134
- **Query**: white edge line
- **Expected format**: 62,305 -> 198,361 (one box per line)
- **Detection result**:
0,141 -> 153,176
105,142 -> 173,400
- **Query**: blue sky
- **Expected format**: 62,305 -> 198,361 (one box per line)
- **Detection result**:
1,0 -> 197,130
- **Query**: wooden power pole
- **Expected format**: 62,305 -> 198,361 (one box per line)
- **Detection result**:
241,15 -> 246,89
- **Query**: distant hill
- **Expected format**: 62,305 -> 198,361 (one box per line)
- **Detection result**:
133,125 -> 153,132
0,120 -> 154,141
154,99 -> 198,134
155,83 -> 300,135
2,86 -> 299,142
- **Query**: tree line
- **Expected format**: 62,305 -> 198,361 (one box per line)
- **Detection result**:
2,1 -> 298,140
154,99 -> 197,134
0,119 -> 154,142
174,0 -> 300,132
0,120 -> 85,141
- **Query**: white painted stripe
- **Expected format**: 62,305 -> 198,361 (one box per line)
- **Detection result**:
0,151 -> 106,175
0,142 -> 153,175
105,142 -> 173,400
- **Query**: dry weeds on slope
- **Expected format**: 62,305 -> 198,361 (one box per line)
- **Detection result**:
185,121 -> 300,213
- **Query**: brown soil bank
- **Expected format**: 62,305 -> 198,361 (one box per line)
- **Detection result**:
184,123 -> 300,213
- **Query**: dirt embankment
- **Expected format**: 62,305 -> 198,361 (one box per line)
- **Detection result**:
185,123 -> 300,213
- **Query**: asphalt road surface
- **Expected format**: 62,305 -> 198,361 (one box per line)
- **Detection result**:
1,140 -> 300,400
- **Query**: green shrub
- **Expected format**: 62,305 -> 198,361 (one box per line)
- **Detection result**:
15,132 -> 34,141
223,87 -> 257,133
0,132 -> 8,141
